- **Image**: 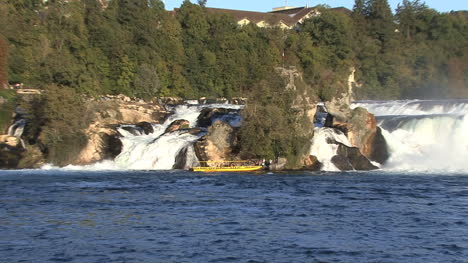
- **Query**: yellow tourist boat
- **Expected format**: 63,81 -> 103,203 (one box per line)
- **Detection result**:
191,161 -> 264,172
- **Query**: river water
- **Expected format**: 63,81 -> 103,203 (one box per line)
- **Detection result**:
1,170 -> 467,263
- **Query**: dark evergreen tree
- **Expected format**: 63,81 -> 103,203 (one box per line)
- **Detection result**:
0,37 -> 8,89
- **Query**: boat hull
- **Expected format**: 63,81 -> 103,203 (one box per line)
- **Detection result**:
191,166 -> 263,172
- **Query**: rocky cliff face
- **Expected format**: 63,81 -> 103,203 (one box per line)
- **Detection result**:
74,95 -> 170,166
194,120 -> 239,164
323,69 -> 389,165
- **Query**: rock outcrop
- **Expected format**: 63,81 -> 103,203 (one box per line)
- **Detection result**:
331,143 -> 379,171
75,95 -> 170,165
0,135 -> 24,169
165,119 -> 190,133
276,67 -> 318,127
194,120 -> 238,164
136,122 -> 154,135
303,155 -> 323,171
196,108 -> 240,128
325,106 -> 389,164
75,123 -> 122,165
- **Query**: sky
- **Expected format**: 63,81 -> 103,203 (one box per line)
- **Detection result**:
163,0 -> 467,13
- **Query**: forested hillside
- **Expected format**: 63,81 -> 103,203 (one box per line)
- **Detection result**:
0,0 -> 466,99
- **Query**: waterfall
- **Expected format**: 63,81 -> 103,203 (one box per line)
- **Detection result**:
309,127 -> 353,171
59,104 -> 242,171
8,119 -> 26,137
44,99 -> 468,173
355,100 -> 468,173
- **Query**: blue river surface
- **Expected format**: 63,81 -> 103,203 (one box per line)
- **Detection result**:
0,170 -> 467,263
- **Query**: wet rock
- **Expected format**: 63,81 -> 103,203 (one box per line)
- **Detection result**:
173,146 -> 189,170
120,126 -> 141,136
303,155 -> 323,171
325,106 -> 389,164
136,122 -> 154,135
165,119 -> 190,133
196,108 -> 240,128
332,143 -> 379,171
269,157 -> 288,171
187,128 -> 205,135
174,145 -> 200,170
100,132 -> 123,159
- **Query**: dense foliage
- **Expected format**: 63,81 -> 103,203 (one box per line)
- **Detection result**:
21,85 -> 92,165
0,0 -> 466,99
0,0 -> 466,165
0,36 -> 7,89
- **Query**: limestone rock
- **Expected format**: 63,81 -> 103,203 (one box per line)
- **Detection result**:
0,135 -> 21,148
325,106 -> 389,164
303,155 -> 323,171
75,124 -> 122,165
194,121 -> 238,163
269,157 -> 288,171
165,119 -> 190,133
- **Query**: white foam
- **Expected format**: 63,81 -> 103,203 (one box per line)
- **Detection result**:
309,127 -> 353,171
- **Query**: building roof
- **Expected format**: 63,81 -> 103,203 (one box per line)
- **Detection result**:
173,6 -> 350,28
204,7 -> 299,27
203,6 -> 324,28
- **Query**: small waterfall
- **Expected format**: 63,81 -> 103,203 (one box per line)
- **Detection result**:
114,129 -> 204,170
8,119 -> 26,137
309,127 -> 353,171
355,100 -> 468,172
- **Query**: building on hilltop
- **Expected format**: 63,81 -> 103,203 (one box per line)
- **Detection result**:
174,5 -> 328,30
201,5 -> 350,30
206,5 -> 321,29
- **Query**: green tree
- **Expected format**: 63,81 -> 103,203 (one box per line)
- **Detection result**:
0,37 -> 8,89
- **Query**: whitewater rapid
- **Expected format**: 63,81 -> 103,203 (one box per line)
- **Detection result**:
43,99 -> 468,173
353,100 -> 468,173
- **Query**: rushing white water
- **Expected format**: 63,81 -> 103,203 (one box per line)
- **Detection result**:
56,104 -> 243,171
41,99 -> 468,173
354,100 -> 468,173
8,119 -> 26,137
353,99 -> 468,116
309,128 -> 353,171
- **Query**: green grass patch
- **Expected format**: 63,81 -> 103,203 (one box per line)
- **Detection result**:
0,89 -> 17,134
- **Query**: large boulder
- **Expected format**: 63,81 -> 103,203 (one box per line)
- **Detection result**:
135,121 -> 154,135
165,119 -> 190,133
331,143 -> 379,171
196,108 -> 240,128
0,135 -> 21,148
173,145 -> 200,170
325,106 -> 389,164
269,157 -> 288,171
0,136 -> 25,169
194,120 -> 238,163
303,155 -> 323,171
75,124 -> 122,165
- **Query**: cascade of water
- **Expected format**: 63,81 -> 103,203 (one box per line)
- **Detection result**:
114,129 -> 203,170
356,100 -> 468,172
60,104 -> 241,171
8,119 -> 26,137
309,127 -> 353,171
353,99 -> 468,116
